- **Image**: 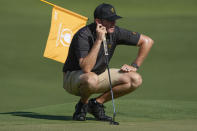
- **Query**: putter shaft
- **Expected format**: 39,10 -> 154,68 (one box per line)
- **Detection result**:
103,37 -> 118,124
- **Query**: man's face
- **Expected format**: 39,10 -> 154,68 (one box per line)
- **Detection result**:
100,19 -> 116,33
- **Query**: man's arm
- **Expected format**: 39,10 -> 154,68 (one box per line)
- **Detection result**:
134,34 -> 154,67
121,34 -> 154,72
79,39 -> 102,73
79,24 -> 106,73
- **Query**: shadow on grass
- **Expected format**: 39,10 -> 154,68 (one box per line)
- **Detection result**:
0,112 -> 95,121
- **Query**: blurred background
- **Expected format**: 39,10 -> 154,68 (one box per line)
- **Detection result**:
0,0 -> 196,114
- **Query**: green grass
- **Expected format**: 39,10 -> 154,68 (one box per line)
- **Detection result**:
0,0 -> 197,130
0,99 -> 197,130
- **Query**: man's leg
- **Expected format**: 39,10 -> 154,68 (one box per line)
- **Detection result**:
63,71 -> 99,121
78,72 -> 113,121
72,72 -> 112,121
95,70 -> 142,104
78,72 -> 99,104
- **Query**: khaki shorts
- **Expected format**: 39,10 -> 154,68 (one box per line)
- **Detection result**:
63,68 -> 123,96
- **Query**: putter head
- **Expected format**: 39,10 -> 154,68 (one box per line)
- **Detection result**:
110,120 -> 119,125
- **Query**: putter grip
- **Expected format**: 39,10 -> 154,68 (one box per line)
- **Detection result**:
103,36 -> 108,55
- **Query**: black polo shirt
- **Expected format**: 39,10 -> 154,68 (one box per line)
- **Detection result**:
63,23 -> 140,75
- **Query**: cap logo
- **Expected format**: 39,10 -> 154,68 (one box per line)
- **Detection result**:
111,8 -> 114,13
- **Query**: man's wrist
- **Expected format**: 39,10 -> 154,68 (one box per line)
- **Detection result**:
131,63 -> 139,69
95,39 -> 103,44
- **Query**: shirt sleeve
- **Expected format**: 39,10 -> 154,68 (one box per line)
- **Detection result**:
73,31 -> 90,59
115,26 -> 141,46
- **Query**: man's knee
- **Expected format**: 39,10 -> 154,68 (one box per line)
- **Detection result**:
80,72 -> 99,89
120,72 -> 142,91
118,72 -> 142,91
129,72 -> 142,89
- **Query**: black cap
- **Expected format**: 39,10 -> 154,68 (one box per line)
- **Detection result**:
94,3 -> 122,21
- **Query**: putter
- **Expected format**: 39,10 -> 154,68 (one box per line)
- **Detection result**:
103,36 -> 119,125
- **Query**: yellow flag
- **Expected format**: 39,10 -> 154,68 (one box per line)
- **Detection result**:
43,3 -> 88,63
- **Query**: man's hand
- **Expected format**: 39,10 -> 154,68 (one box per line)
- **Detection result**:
96,23 -> 107,41
120,64 -> 137,72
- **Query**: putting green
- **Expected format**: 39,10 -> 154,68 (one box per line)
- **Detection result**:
0,99 -> 196,131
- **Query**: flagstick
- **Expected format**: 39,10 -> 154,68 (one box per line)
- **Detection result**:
40,0 -> 56,7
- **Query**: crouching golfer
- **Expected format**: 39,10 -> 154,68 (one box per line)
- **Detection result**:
63,3 -> 154,121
